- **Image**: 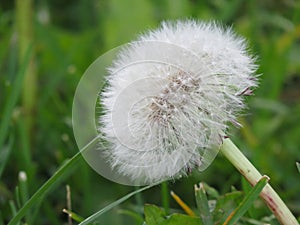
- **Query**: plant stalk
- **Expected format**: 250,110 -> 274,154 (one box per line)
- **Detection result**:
220,138 -> 299,225
7,137 -> 99,225
16,0 -> 37,141
16,0 -> 36,179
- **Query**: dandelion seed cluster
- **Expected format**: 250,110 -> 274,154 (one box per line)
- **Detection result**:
99,20 -> 257,184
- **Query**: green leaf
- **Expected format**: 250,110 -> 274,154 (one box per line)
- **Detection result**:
118,209 -> 144,224
62,209 -> 84,223
144,204 -> 166,225
18,171 -> 29,206
0,135 -> 13,178
194,183 -> 213,225
0,45 -> 31,156
201,183 -> 220,199
241,177 -> 256,218
144,204 -> 202,225
7,137 -> 98,225
224,175 -> 269,225
14,186 -> 21,209
212,191 -> 243,223
78,185 -> 154,225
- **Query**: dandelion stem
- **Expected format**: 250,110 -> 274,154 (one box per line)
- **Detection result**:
220,138 -> 299,225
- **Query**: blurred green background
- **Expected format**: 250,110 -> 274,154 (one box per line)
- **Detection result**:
0,0 -> 299,224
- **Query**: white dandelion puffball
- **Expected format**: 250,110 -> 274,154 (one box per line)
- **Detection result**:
99,20 -> 257,185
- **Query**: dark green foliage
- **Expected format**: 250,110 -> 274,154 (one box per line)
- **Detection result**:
0,0 -> 299,224
144,179 -> 271,225
144,204 -> 202,225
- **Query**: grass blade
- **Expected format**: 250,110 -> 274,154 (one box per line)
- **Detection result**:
18,171 -> 30,222
62,209 -> 84,223
18,171 -> 29,206
7,136 -> 98,225
9,200 -> 20,225
194,183 -> 213,225
223,175 -> 269,225
0,45 -> 31,155
0,135 -> 14,178
241,177 -> 256,218
79,184 -> 155,225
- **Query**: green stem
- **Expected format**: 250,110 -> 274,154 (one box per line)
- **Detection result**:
16,0 -> 37,134
7,137 -> 98,225
161,181 -> 170,215
220,138 -> 299,225
16,0 -> 36,180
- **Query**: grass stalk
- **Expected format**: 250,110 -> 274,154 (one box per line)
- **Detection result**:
7,137 -> 98,225
15,0 -> 37,165
0,45 -> 31,159
161,181 -> 170,215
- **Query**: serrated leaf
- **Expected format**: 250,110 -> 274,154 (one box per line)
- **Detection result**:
144,204 -> 166,225
212,191 -> 243,223
144,204 -> 202,225
166,213 -> 202,225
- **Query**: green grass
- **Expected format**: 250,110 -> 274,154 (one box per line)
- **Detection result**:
0,0 -> 299,224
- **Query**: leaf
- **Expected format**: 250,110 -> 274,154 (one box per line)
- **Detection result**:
78,184 -> 154,225
7,137 -> 98,225
62,209 -> 84,222
241,177 -> 256,218
0,135 -> 13,178
144,204 -> 166,225
117,209 -> 144,224
144,204 -> 202,225
296,162 -> 300,174
212,191 -> 243,223
223,175 -> 269,225
0,44 -> 31,156
201,183 -> 220,199
194,183 -> 213,225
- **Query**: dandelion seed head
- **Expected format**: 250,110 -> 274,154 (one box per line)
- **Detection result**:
99,19 -> 257,185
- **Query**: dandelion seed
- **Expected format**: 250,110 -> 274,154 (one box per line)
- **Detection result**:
99,19 -> 257,184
